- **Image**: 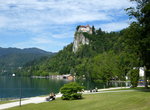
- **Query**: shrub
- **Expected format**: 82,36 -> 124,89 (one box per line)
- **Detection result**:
60,82 -> 84,100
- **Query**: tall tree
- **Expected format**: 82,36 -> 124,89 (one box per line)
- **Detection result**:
92,25 -> 96,35
126,0 -> 150,88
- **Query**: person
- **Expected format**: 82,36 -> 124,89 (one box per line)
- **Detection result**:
46,92 -> 56,101
90,89 -> 92,92
49,92 -> 55,100
95,87 -> 98,92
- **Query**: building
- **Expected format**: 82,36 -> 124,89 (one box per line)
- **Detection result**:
126,67 -> 145,81
139,67 -> 144,77
77,25 -> 92,34
63,74 -> 74,80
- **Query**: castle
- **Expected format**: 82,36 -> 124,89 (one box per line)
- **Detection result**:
77,25 -> 92,34
73,25 -> 92,53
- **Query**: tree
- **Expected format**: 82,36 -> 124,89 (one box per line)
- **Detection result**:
92,25 -> 96,35
129,69 -> 139,88
126,0 -> 150,88
90,51 -> 126,82
60,82 -> 84,100
76,25 -> 81,31
96,28 -> 104,35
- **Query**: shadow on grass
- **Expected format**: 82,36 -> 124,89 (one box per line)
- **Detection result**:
132,87 -> 150,92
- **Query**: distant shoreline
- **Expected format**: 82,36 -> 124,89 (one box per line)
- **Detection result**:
31,75 -> 75,80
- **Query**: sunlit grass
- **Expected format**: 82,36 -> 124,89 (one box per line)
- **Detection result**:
8,90 -> 150,110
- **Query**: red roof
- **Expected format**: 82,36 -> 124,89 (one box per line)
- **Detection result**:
79,25 -> 90,28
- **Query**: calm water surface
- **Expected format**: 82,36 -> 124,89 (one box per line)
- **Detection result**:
0,76 -> 131,99
0,76 -> 71,99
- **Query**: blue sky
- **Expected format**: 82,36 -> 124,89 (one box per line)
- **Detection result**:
0,0 -> 135,52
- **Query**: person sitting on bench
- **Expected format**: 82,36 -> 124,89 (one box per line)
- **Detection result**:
46,92 -> 56,101
49,92 -> 55,100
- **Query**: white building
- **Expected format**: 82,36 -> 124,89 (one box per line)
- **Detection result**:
139,67 -> 145,77
78,25 -> 92,34
126,67 -> 145,80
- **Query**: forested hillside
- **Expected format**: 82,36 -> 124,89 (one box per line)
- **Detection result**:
20,28 -> 139,82
0,47 -> 54,75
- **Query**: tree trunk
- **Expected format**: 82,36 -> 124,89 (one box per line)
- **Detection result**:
144,66 -> 148,88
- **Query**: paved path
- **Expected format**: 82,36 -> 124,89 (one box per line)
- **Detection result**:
0,94 -> 62,110
0,87 -> 132,110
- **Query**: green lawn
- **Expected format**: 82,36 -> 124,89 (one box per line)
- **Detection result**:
104,87 -> 149,91
0,100 -> 12,104
8,91 -> 150,110
0,100 -> 18,104
0,99 -> 26,105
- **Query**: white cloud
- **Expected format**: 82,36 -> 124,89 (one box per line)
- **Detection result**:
98,21 -> 130,32
0,0 -> 134,30
52,33 -> 73,39
31,36 -> 67,45
11,36 -> 69,52
0,16 -> 9,28
0,0 -> 135,51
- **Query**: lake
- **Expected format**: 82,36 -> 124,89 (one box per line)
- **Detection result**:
0,76 -> 71,99
0,76 -> 131,99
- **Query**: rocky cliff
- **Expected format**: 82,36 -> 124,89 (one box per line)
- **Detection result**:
72,32 -> 89,53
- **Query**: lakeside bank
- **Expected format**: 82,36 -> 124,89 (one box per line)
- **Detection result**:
0,87 -> 133,110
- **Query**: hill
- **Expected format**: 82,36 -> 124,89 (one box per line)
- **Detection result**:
0,47 -> 53,56
20,25 -> 139,82
19,2 -> 150,83
0,47 -> 55,75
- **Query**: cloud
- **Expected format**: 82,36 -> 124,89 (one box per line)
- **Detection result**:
0,16 -> 10,28
97,21 -> 130,32
0,0 -> 134,30
0,0 -> 135,51
32,36 -> 67,45
11,36 -> 69,52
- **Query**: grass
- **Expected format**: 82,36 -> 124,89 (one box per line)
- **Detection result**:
0,99 -> 26,105
8,90 -> 150,110
0,100 -> 18,104
0,100 -> 13,104
103,87 -> 149,91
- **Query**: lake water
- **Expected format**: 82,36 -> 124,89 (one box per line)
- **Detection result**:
0,76 -> 131,99
0,76 -> 71,99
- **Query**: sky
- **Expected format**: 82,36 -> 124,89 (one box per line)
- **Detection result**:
0,0 -> 135,52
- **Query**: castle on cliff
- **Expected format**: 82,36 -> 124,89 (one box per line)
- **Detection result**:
73,25 -> 92,53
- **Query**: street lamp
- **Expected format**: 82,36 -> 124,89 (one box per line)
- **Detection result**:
12,74 -> 15,77
19,77 -> 22,107
18,67 -> 22,107
12,73 -> 22,107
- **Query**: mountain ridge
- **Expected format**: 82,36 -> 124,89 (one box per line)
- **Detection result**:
0,47 -> 53,56
0,47 -> 55,75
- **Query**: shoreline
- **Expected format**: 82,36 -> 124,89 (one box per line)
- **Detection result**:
0,87 -> 131,110
1,86 -> 149,110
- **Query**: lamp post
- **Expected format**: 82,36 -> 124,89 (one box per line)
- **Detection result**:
12,74 -> 22,107
18,67 -> 22,107
12,69 -> 22,107
19,78 -> 22,107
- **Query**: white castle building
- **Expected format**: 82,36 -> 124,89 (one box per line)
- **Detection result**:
77,25 -> 92,34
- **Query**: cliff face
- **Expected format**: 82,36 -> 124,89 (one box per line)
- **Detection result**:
73,32 -> 89,53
